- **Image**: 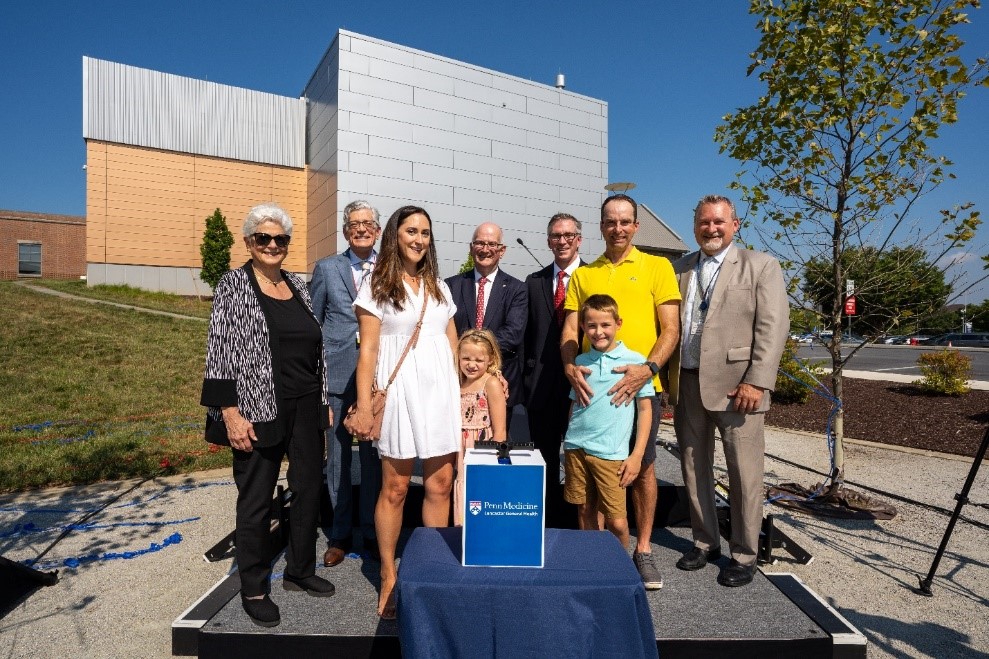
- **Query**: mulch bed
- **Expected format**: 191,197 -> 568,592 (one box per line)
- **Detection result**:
765,378 -> 989,458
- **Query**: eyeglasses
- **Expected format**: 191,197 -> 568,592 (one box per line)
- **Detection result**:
252,233 -> 291,248
470,241 -> 505,250
601,219 -> 637,230
548,232 -> 581,243
346,220 -> 379,231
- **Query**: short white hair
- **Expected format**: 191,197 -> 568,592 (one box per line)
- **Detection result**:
243,203 -> 293,236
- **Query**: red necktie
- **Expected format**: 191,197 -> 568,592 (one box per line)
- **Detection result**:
475,277 -> 488,329
554,270 -> 566,325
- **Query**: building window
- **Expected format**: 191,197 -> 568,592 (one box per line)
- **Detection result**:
18,242 -> 41,276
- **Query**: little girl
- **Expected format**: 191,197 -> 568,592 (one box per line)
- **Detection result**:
454,328 -> 508,526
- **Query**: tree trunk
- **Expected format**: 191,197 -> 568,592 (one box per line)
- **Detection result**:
831,367 -> 845,485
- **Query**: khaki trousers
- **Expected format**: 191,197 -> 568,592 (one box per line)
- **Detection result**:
673,369 -> 765,566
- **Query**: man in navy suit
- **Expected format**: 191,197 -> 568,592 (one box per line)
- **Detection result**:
523,213 -> 583,527
310,200 -> 382,567
446,222 -> 527,431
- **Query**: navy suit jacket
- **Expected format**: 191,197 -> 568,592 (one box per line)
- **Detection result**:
310,250 -> 365,397
446,269 -> 528,407
523,260 -> 584,409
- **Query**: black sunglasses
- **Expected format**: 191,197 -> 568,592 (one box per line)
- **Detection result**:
252,232 -> 291,248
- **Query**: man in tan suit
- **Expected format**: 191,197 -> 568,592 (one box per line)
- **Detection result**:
668,195 -> 788,587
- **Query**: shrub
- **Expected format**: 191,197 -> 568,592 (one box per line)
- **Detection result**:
458,251 -> 475,274
914,349 -> 971,396
200,208 -> 234,291
774,338 -> 825,404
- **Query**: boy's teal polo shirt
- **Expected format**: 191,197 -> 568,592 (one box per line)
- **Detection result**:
563,341 -> 655,460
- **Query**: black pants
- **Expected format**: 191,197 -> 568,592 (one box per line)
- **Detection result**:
526,394 -> 574,528
233,392 -> 324,597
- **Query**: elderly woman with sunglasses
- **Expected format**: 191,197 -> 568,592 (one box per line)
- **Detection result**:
201,202 -> 334,628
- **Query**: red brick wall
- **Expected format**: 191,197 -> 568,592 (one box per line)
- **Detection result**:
0,213 -> 87,280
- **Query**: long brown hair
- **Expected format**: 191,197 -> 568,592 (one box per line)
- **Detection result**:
371,205 -> 447,309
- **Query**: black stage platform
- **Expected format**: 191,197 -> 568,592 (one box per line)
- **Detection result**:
173,439 -> 866,658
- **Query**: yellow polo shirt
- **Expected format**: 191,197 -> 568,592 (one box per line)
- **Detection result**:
564,247 -> 681,391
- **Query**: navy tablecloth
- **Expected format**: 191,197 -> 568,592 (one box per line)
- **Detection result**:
397,527 -> 657,658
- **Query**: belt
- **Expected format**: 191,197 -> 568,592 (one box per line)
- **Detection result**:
681,368 -> 699,373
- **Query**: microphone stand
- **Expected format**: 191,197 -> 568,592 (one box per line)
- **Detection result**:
516,238 -> 543,268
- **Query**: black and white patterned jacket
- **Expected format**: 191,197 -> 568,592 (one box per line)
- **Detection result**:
201,262 -> 329,446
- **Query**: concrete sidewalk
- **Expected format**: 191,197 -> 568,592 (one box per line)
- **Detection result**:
13,281 -> 207,322
844,369 -> 989,391
2,428 -> 987,658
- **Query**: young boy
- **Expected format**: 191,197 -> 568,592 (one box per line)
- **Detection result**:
563,294 -> 654,552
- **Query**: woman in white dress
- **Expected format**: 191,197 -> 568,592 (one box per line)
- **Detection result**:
350,205 -> 461,619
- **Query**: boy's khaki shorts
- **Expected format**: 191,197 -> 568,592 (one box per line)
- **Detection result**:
563,448 -> 627,519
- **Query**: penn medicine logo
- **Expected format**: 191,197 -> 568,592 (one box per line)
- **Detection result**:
469,501 -> 482,516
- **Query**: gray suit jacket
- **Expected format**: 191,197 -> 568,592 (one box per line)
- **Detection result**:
668,246 -> 789,412
310,250 -> 366,396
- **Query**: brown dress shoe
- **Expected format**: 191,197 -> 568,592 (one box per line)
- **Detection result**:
323,546 -> 346,567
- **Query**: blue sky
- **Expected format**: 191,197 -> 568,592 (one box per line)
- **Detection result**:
3,1 -> 987,299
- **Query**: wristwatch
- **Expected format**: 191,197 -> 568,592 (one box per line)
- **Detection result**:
644,361 -> 660,375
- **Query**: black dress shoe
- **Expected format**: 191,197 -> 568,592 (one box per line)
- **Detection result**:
242,595 -> 280,627
718,559 -> 756,587
676,546 -> 722,571
283,573 -> 336,597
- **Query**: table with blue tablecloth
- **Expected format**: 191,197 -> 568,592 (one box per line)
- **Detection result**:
397,527 -> 657,658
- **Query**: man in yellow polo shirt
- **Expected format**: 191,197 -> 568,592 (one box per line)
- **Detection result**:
561,193 -> 681,590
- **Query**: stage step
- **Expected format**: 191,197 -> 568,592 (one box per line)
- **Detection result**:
173,524 -> 864,658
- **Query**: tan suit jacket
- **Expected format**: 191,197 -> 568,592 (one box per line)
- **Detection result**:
667,246 -> 789,409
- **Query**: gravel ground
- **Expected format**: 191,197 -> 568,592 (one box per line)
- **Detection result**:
2,429 -> 987,658
708,425 -> 989,659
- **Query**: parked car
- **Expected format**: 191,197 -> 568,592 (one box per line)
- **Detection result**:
905,335 -> 932,345
925,333 -> 989,348
814,332 -> 867,345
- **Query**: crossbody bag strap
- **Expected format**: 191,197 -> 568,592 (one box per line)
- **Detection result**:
382,295 -> 429,389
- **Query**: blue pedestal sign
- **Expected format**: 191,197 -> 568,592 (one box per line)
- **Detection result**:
462,448 -> 545,567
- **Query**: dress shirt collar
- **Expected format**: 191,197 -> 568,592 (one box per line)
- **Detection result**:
474,268 -> 499,283
347,249 -> 376,267
699,243 -> 732,268
554,259 -> 581,279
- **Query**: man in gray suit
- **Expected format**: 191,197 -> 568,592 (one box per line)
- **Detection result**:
310,200 -> 382,567
669,194 -> 789,587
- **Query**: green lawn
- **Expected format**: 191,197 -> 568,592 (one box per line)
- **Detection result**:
0,281 -> 229,491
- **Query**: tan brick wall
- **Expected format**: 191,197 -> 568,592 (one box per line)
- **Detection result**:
0,215 -> 86,280
86,141 -> 309,274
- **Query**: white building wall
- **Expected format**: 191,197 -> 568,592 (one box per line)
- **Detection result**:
314,30 -> 609,277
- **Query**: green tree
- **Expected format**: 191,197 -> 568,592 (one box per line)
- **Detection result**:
715,0 -> 988,480
963,298 -> 989,331
458,252 -> 475,274
200,208 -> 234,291
803,246 -> 951,336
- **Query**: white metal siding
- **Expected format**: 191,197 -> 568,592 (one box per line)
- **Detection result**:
83,57 -> 305,168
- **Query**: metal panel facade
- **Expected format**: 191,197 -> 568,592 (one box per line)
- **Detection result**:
302,30 -> 609,275
83,57 -> 305,168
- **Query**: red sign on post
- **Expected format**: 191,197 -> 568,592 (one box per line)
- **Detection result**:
844,295 -> 857,316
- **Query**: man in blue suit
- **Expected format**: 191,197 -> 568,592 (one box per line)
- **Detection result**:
446,222 -> 527,431
310,200 -> 382,567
